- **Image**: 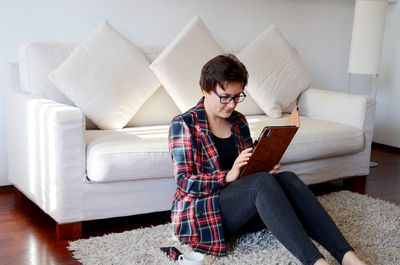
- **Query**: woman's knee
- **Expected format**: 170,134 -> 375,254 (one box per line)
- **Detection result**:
247,172 -> 278,190
277,171 -> 298,180
275,171 -> 305,188
249,172 -> 290,201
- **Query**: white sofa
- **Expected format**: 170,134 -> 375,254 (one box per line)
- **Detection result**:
2,42 -> 376,238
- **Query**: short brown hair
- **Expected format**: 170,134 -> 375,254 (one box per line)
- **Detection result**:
199,54 -> 248,93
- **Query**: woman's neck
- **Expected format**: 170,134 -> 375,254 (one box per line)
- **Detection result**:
204,101 -> 231,138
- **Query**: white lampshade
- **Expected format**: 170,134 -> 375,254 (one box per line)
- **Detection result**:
348,0 -> 388,75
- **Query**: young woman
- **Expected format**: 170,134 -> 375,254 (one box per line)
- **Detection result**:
168,54 -> 367,265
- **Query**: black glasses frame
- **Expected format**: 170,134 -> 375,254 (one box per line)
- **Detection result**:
211,90 -> 246,104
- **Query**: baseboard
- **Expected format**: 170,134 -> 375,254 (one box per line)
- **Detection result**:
372,142 -> 400,153
0,185 -> 14,192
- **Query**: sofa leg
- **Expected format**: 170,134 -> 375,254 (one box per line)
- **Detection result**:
56,222 -> 82,239
343,175 -> 367,195
13,187 -> 83,239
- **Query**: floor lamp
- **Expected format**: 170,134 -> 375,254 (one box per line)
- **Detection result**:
348,0 -> 389,168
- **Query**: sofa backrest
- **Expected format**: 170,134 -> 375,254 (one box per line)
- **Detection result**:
19,42 -> 77,105
16,42 -> 262,129
2,62 -> 21,98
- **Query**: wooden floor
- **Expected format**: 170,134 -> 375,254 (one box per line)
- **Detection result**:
0,145 -> 399,265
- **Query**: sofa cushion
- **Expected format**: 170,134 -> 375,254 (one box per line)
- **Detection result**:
149,16 -> 222,113
247,115 -> 364,164
238,25 -> 313,118
49,20 -> 161,129
17,41 -> 263,129
125,86 -> 181,127
85,125 -> 173,182
18,42 -> 101,130
17,42 -> 178,129
85,115 -> 363,183
149,16 -> 263,116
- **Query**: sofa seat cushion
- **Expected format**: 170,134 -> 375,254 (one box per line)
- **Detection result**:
85,125 -> 173,182
247,115 -> 364,164
85,115 -> 363,183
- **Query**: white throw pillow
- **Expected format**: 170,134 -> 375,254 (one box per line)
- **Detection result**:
126,86 -> 181,127
219,44 -> 264,116
49,20 -> 161,129
238,25 -> 313,118
18,42 -> 100,129
234,89 -> 264,116
150,16 -> 223,113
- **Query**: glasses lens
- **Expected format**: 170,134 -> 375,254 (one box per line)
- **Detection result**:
236,93 -> 246,103
219,93 -> 246,104
220,97 -> 230,104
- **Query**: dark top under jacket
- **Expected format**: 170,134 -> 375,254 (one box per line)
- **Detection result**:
211,134 -> 238,171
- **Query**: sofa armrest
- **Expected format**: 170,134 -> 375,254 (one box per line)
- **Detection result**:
4,86 -> 86,223
298,88 -> 376,141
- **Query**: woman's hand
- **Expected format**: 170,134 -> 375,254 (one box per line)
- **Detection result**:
269,164 -> 283,174
226,147 -> 253,183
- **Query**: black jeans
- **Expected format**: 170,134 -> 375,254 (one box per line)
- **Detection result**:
219,171 -> 353,265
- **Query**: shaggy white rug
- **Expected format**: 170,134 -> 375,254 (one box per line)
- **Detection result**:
68,191 -> 400,265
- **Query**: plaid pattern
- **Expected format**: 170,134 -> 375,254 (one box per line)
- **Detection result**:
160,247 -> 182,260
168,97 -> 253,256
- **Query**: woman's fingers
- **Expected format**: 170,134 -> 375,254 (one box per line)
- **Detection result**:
269,164 -> 283,174
235,154 -> 250,165
234,160 -> 248,168
243,147 -> 253,153
233,159 -> 248,169
232,147 -> 253,170
238,160 -> 248,166
239,148 -> 253,158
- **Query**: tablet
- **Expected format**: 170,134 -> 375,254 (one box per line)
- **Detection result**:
239,106 -> 300,178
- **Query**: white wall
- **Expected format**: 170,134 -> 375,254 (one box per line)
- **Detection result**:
0,0 -> 399,185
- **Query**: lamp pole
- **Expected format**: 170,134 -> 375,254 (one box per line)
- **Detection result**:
347,0 -> 389,168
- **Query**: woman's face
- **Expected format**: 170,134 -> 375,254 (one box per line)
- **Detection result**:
203,81 -> 244,119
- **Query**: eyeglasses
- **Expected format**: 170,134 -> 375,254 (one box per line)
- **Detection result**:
211,90 -> 246,104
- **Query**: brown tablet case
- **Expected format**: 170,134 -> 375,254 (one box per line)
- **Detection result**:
239,106 -> 300,178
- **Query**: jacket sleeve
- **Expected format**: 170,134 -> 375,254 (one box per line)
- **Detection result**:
168,116 -> 228,198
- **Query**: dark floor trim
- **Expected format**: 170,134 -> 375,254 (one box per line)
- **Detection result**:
372,142 -> 400,153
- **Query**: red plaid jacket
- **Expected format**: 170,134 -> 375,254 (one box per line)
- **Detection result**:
168,97 -> 253,256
